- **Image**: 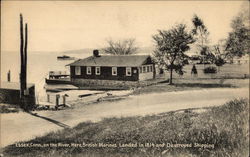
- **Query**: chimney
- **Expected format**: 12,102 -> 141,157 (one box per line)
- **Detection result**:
93,49 -> 100,57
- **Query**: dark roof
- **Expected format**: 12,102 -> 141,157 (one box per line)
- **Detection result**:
67,55 -> 152,67
0,82 -> 35,90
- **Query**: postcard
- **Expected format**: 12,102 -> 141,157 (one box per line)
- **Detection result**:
0,1 -> 249,157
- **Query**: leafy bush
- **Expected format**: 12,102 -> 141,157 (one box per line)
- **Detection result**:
191,65 -> 197,74
215,57 -> 225,67
203,66 -> 217,74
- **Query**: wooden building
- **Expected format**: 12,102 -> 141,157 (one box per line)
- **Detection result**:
0,82 -> 36,108
67,50 -> 155,87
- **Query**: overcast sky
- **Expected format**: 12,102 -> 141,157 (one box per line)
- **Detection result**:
1,1 -> 247,52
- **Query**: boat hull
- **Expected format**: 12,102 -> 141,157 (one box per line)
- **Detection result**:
45,78 -> 71,84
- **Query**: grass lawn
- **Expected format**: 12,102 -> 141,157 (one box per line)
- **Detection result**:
133,62 -> 249,95
3,98 -> 249,157
132,78 -> 248,95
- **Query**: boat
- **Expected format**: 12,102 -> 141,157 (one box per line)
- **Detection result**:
57,55 -> 75,60
45,78 -> 71,84
45,71 -> 71,84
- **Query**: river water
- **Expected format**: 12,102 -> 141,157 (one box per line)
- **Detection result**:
1,51 -> 90,101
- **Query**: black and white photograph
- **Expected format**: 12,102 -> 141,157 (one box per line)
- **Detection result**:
0,1 -> 249,156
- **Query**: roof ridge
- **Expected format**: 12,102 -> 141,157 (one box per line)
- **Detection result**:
67,55 -> 152,67
99,54 -> 150,56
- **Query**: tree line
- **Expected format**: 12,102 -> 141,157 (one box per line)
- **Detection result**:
102,9 -> 249,84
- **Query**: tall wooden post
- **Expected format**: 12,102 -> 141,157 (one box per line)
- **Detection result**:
7,70 -> 11,82
55,94 -> 60,110
47,94 -> 50,102
24,23 -> 28,90
62,95 -> 66,107
20,14 -> 28,109
20,14 -> 24,107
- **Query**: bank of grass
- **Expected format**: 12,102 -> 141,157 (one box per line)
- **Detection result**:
132,78 -> 248,95
3,98 -> 249,157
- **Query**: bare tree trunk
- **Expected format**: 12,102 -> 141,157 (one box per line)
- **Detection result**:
153,64 -> 156,79
169,67 -> 173,85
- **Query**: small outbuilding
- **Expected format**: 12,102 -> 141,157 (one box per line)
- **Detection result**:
0,82 -> 36,108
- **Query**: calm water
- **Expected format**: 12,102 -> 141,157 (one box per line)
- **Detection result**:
1,51 -> 91,101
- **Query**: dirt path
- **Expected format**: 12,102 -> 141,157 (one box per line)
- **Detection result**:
1,87 -> 248,148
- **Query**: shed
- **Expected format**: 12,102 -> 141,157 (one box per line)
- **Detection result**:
0,82 -> 36,108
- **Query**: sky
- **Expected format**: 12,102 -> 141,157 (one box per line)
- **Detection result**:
1,1 -> 248,52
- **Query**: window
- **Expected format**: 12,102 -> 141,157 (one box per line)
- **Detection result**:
126,67 -> 132,76
139,67 -> 142,73
96,67 -> 100,75
147,66 -> 150,72
150,65 -> 153,72
86,67 -> 91,75
112,67 -> 117,76
75,66 -> 81,75
143,66 -> 146,73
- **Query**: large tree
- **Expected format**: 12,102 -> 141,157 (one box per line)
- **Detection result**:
103,38 -> 138,55
212,43 -> 225,71
192,14 -> 210,63
225,9 -> 250,58
153,24 -> 195,84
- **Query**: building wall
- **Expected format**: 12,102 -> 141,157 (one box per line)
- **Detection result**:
0,86 -> 36,109
0,89 -> 20,104
138,64 -> 155,81
70,66 -> 139,81
139,72 -> 154,81
71,78 -> 140,89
